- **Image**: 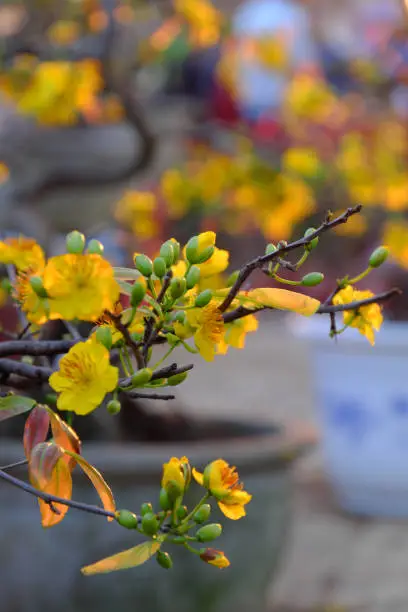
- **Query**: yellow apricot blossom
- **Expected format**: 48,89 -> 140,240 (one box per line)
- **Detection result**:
218,314 -> 259,354
93,305 -> 145,344
200,548 -> 230,568
49,341 -> 119,415
13,267 -> 50,325
193,459 -> 252,520
383,220 -> 408,269
43,254 -> 120,321
0,237 -> 45,271
333,285 -> 383,346
196,247 -> 229,278
174,302 -> 224,361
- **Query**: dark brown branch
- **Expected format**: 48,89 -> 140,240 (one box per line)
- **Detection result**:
110,315 -> 145,370
125,392 -> 175,401
120,362 -> 194,389
0,469 -> 116,519
317,288 -> 401,314
0,359 -> 52,382
0,339 -> 75,358
219,205 -> 362,313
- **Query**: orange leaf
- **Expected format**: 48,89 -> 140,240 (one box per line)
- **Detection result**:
245,287 -> 320,316
81,541 -> 161,575
23,405 -> 50,460
38,459 -> 73,528
65,451 -> 116,521
29,441 -> 64,488
46,408 -> 81,469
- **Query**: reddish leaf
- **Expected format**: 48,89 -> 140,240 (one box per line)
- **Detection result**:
23,405 -> 50,460
29,442 -> 64,489
37,459 -> 73,528
65,451 -> 115,521
81,541 -> 161,575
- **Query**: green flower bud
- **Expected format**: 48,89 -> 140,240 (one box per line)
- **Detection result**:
369,246 -> 389,268
172,536 -> 186,545
185,236 -> 215,264
195,246 -> 215,264
265,243 -> 277,255
176,505 -> 188,520
193,504 -> 211,524
277,240 -> 288,248
169,239 -> 180,263
167,372 -> 188,386
66,230 -> 85,255
95,326 -> 113,350
170,277 -> 187,299
304,228 -> 319,251
141,512 -> 159,536
87,239 -> 104,255
141,502 -> 153,516
0,278 -> 12,293
159,242 -> 175,267
131,368 -> 152,387
106,399 -> 121,415
194,289 -> 213,308
156,551 -> 173,570
166,480 -> 183,503
153,257 -> 167,278
196,523 -> 222,543
134,254 -> 153,277
174,311 -> 186,324
185,265 -> 201,289
115,509 -> 138,530
226,270 -> 239,287
29,276 -> 48,298
159,487 -> 171,511
130,281 -> 146,307
301,272 -> 324,287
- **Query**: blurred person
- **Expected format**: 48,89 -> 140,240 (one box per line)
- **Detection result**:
231,0 -> 321,123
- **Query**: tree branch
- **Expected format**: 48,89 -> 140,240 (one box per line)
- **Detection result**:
317,288 -> 401,314
219,205 -> 362,313
120,362 -> 194,389
0,359 -> 52,382
0,339 -> 75,358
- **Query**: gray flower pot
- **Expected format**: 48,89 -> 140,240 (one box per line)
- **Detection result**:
0,419 -> 313,612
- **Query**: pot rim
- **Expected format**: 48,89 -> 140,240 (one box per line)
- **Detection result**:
0,419 -> 317,480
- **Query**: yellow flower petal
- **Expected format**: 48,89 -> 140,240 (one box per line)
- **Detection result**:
218,501 -> 247,520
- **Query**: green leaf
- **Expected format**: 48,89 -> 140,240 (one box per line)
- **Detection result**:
114,267 -> 143,281
81,541 -> 161,575
0,394 -> 36,423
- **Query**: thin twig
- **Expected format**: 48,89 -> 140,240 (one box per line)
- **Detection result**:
317,288 -> 401,314
0,339 -> 75,358
219,206 -> 362,313
0,468 -> 116,519
142,272 -> 172,363
0,459 -> 28,471
111,315 -> 145,370
120,362 -> 194,389
125,392 -> 175,401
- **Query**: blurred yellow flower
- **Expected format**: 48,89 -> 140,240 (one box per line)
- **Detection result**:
383,220 -> 408,269
49,341 -> 119,415
0,163 -> 9,183
193,459 -> 251,520
333,285 -> 383,346
174,0 -> 222,48
333,210 -> 367,237
218,314 -> 258,354
161,169 -> 192,219
47,20 -> 80,45
114,191 -> 159,240
282,147 -> 321,178
43,254 -> 120,321
0,237 -> 45,271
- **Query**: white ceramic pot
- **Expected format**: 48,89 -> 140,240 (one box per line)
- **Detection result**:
290,316 -> 408,517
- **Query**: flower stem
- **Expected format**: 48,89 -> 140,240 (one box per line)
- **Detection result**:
272,274 -> 302,286
181,492 -> 210,526
349,267 -> 371,285
119,349 -> 131,377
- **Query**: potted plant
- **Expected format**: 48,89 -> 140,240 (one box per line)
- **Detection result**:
0,203 -> 396,611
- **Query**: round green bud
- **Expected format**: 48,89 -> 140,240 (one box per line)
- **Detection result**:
29,276 -> 48,298
196,523 -> 222,543
166,480 -> 183,503
95,326 -> 113,350
141,512 -> 159,536
194,289 -> 213,308
170,277 -> 187,300
131,368 -> 152,387
193,503 -> 211,524
167,372 -> 188,386
134,254 -> 153,277
159,487 -> 171,511
130,281 -> 146,308
369,246 -> 389,268
169,239 -> 180,263
304,228 -> 319,251
265,243 -> 277,256
185,265 -> 201,289
156,551 -> 173,570
0,278 -> 12,293
159,242 -> 175,268
66,230 -> 85,255
301,272 -> 324,287
195,246 -> 215,264
107,399 -> 121,415
115,509 -> 138,530
176,505 -> 188,520
185,236 -> 199,264
141,502 -> 153,516
87,239 -> 104,255
172,536 -> 186,545
174,311 -> 186,324
226,270 -> 239,287
153,257 -> 167,278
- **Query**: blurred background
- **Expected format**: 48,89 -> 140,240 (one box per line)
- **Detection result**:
2,0 -> 408,611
